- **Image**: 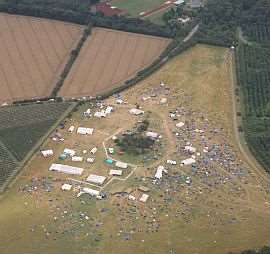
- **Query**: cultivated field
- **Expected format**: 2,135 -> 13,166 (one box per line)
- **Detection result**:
59,28 -> 171,98
0,13 -> 83,104
2,45 -> 270,254
0,102 -> 74,191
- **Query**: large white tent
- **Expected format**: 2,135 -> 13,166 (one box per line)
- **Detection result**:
49,163 -> 84,175
86,174 -> 106,185
77,127 -> 94,135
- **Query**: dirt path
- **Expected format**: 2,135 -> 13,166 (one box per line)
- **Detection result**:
141,2 -> 173,18
237,27 -> 252,45
183,24 -> 200,42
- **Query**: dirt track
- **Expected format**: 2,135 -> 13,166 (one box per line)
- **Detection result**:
0,13 -> 83,104
59,28 -> 171,98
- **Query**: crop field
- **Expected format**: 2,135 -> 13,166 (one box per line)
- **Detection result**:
110,0 -> 165,16
243,23 -> 270,43
0,102 -> 74,191
236,43 -> 270,171
59,28 -> 171,98
2,45 -> 270,254
0,13 -> 83,104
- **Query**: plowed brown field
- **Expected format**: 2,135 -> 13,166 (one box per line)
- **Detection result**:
0,13 -> 83,104
59,28 -> 171,98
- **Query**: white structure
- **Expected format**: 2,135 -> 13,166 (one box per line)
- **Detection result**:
49,163 -> 84,175
105,106 -> 113,115
139,194 -> 149,203
77,187 -> 100,197
86,158 -> 95,163
194,129 -> 204,133
41,149 -> 53,157
146,131 -> 159,139
109,169 -> 122,176
178,17 -> 190,23
129,108 -> 144,115
116,99 -> 123,104
68,126 -> 75,133
63,148 -> 76,157
167,160 -> 177,165
108,148 -> 114,154
83,108 -> 91,117
94,111 -> 106,118
160,98 -> 167,104
115,161 -> 128,169
77,127 -> 94,135
155,165 -> 165,179
71,156 -> 83,162
184,146 -> 197,153
90,147 -> 98,154
86,174 -> 106,185
181,158 -> 196,165
174,0 -> 185,5
176,122 -> 185,128
61,183 -> 72,191
128,195 -> 136,201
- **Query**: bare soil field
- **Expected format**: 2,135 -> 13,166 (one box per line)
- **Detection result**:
2,45 -> 270,254
0,13 -> 83,104
59,27 -> 171,98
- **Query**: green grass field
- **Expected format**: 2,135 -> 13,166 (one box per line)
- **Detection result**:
111,0 -> 166,16
145,8 -> 168,25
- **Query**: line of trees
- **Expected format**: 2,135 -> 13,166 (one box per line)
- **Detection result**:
51,22 -> 92,97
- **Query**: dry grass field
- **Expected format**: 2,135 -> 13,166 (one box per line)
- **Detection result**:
2,45 -> 270,254
0,13 -> 83,104
59,27 -> 171,98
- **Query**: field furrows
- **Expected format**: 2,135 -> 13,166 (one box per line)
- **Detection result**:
0,13 -> 83,103
60,28 -> 171,97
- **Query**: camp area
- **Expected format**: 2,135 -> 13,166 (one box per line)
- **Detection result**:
3,44 -> 270,254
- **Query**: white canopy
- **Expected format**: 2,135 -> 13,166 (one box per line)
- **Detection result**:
155,165 -> 165,179
77,127 -> 94,135
139,194 -> 149,203
41,149 -> 53,157
181,158 -> 196,165
109,169 -> 122,176
115,161 -> 128,169
86,174 -> 106,185
129,108 -> 144,115
78,187 -> 100,197
49,163 -> 84,175
64,148 -> 76,157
